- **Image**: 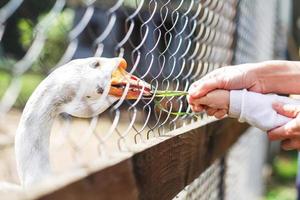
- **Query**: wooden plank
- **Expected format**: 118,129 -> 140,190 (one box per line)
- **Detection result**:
132,118 -> 248,200
39,159 -> 139,200
37,119 -> 248,200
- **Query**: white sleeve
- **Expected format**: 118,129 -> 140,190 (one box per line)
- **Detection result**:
228,89 -> 300,131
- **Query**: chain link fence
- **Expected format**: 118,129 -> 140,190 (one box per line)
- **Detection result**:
0,0 -> 289,199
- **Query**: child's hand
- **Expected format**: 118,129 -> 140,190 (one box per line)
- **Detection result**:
188,89 -> 229,119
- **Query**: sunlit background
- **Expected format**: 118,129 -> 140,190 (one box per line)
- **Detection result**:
0,0 -> 300,199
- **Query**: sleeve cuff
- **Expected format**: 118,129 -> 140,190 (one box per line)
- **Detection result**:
228,90 -> 243,119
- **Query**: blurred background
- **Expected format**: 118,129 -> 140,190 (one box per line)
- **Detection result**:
264,1 -> 300,200
0,0 -> 300,199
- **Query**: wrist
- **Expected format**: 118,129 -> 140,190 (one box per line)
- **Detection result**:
236,63 -> 262,92
248,61 -> 300,94
228,90 -> 244,118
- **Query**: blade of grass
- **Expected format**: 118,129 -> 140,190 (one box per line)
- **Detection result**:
154,100 -> 200,120
149,89 -> 200,119
154,90 -> 189,97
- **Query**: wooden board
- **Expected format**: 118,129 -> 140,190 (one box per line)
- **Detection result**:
39,159 -> 139,200
132,118 -> 248,200
37,118 -> 248,200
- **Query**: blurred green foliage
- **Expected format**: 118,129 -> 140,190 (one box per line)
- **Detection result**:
1,0 -> 57,58
265,186 -> 296,200
264,151 -> 298,200
17,8 -> 74,74
0,8 -> 74,107
18,18 -> 33,49
273,155 -> 298,181
0,71 -> 43,108
0,57 -> 16,71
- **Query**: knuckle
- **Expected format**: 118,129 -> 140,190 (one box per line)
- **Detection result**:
214,112 -> 225,119
207,111 -> 214,115
284,126 -> 296,136
220,76 -> 229,88
207,111 -> 214,116
283,129 -> 291,137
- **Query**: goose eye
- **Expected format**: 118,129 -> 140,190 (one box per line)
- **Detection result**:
96,85 -> 104,94
92,61 -> 100,68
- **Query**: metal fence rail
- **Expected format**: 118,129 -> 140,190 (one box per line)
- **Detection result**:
0,0 -> 287,199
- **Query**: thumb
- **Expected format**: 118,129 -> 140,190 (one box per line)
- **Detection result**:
272,102 -> 300,118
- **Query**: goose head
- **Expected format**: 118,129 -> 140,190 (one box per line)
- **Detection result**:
53,57 -> 151,118
15,57 -> 153,187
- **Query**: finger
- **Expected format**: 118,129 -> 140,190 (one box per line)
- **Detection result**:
190,81 -> 200,89
187,94 -> 202,106
281,139 -> 300,151
206,108 -> 218,116
191,96 -> 210,106
272,102 -> 300,118
284,117 -> 300,133
191,94 -> 219,107
189,95 -> 210,112
188,82 -> 200,98
188,70 -> 222,97
189,78 -> 223,99
268,120 -> 300,141
191,105 -> 203,113
190,105 -> 197,112
189,91 -> 229,110
214,109 -> 227,119
187,95 -> 194,106
268,126 -> 289,141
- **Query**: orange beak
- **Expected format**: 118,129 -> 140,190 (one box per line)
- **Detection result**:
109,59 -> 152,99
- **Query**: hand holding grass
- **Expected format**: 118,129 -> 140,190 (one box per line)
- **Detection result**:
153,89 -> 229,119
187,60 -> 300,150
188,90 -> 229,119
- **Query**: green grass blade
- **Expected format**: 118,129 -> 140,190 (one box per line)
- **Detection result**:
154,100 -> 200,120
154,90 -> 188,97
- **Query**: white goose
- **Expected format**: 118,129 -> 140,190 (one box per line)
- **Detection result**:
2,57 -> 151,189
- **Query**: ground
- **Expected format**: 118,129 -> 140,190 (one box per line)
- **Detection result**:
0,109 -> 151,184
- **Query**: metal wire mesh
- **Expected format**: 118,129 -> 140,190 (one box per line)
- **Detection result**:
225,0 -> 281,199
172,0 -> 285,199
0,0 -> 287,199
225,128 -> 267,200
173,160 -> 223,200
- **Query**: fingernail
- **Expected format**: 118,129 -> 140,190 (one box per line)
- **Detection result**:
196,106 -> 203,112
